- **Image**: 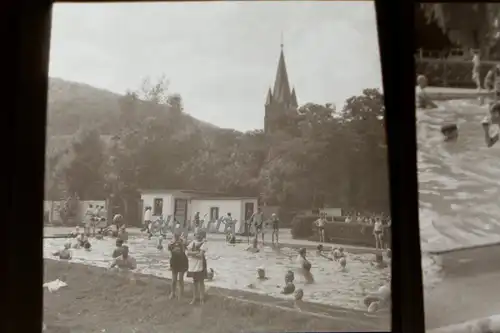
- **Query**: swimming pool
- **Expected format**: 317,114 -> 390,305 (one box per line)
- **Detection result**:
43,236 -> 390,311
417,100 -> 500,328
417,100 -> 500,253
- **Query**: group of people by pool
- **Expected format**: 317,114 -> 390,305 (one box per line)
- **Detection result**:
50,207 -> 390,311
314,212 -> 390,250
417,52 -> 500,148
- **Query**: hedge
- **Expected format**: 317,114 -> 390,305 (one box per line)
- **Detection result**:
291,216 -> 391,248
415,59 -> 496,89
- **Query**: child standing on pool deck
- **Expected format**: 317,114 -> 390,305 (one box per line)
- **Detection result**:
187,231 -> 208,305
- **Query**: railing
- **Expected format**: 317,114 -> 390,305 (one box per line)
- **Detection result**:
415,48 -> 499,88
414,48 -> 479,61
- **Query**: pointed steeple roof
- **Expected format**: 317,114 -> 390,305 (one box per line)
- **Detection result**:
290,87 -> 298,108
265,87 -> 273,105
272,46 -> 292,105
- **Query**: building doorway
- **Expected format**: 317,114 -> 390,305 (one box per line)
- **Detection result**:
174,198 -> 188,227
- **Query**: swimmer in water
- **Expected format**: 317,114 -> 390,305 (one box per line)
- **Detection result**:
52,242 -> 72,260
257,267 -> 268,280
484,64 -> 500,101
296,248 -> 314,283
110,245 -> 137,270
373,253 -> 388,269
246,237 -> 260,253
118,225 -> 128,242
416,75 -> 438,109
168,232 -> 188,299
441,124 -> 459,142
482,102 -> 500,147
112,239 -> 124,258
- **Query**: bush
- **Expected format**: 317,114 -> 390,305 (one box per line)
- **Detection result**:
292,216 -> 391,248
415,59 -> 494,88
290,216 -> 317,239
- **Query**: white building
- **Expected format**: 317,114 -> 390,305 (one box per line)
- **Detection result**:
139,189 -> 258,234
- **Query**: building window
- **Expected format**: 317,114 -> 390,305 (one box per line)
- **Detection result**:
153,198 -> 163,216
210,207 -> 219,221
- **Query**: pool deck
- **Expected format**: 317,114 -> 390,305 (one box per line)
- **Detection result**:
43,227 -> 382,255
425,86 -> 490,101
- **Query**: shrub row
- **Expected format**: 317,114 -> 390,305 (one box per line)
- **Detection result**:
291,216 -> 391,248
415,59 -> 497,88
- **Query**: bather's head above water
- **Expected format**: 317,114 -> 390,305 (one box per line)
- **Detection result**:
441,124 -> 459,142
490,103 -> 500,124
417,74 -> 428,88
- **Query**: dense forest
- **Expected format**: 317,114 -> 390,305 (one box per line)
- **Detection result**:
45,77 -> 390,214
419,3 -> 500,58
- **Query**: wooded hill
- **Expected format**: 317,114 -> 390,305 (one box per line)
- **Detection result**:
45,77 -> 390,214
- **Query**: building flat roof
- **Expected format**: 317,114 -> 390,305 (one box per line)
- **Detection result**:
139,189 -> 256,200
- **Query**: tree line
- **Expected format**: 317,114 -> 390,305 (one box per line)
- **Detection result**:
45,77 -> 390,214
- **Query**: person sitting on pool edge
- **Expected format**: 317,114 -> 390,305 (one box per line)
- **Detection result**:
482,102 -> 500,148
110,245 -> 137,270
416,75 -> 438,109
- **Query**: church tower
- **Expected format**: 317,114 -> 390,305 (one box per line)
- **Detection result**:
264,42 -> 298,134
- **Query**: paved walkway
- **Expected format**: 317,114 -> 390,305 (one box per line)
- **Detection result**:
43,227 -> 380,255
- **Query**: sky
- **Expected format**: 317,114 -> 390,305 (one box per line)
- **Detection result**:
49,1 -> 383,131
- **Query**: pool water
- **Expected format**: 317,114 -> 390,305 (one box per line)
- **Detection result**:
44,236 -> 390,310
417,100 -> 500,255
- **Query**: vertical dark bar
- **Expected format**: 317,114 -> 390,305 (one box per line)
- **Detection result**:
9,1 -> 51,332
374,1 -> 426,332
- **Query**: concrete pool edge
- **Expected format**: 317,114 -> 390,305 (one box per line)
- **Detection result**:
424,86 -> 488,101
427,315 -> 500,333
425,239 -> 500,256
43,259 -> 390,330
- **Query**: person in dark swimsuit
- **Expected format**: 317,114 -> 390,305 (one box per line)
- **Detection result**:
168,232 -> 188,299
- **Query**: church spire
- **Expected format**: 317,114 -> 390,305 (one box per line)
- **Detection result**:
290,87 -> 298,108
272,40 -> 292,105
265,87 -> 273,105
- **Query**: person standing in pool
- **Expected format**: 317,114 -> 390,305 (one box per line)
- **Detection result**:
143,206 -> 152,233
471,50 -> 482,93
270,213 -> 280,245
186,231 -> 208,305
110,245 -> 136,270
484,64 -> 500,101
482,102 -> 500,148
250,208 -> 265,244
416,75 -> 438,109
168,232 -> 188,299
296,248 -> 314,284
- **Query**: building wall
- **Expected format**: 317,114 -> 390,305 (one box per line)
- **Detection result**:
190,199 -> 242,222
141,192 -> 174,222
